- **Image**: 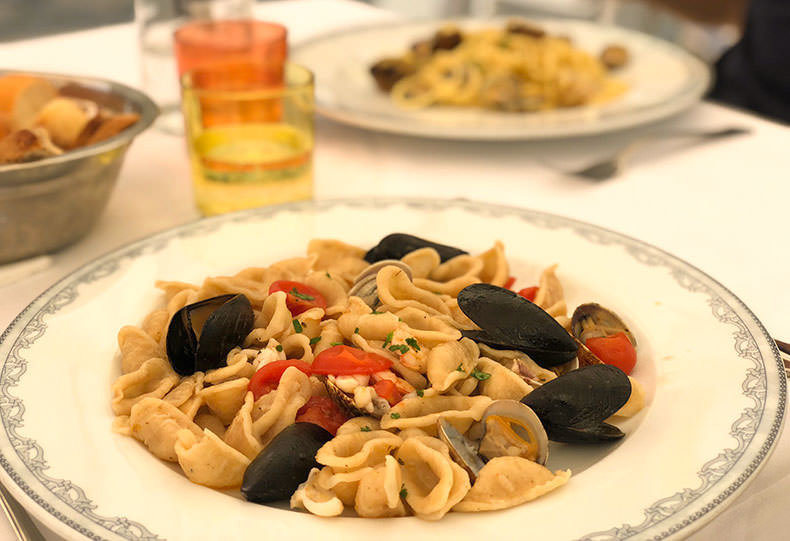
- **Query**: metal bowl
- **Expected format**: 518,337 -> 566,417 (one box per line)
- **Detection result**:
0,70 -> 158,264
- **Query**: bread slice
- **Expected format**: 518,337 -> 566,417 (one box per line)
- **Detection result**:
0,74 -> 58,130
0,127 -> 63,164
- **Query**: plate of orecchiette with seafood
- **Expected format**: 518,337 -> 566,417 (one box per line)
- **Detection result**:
0,199 -> 783,541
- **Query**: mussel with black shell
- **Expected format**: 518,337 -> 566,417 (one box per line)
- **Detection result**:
165,293 -> 254,376
457,283 -> 578,368
521,364 -> 631,443
242,422 -> 333,503
364,233 -> 467,264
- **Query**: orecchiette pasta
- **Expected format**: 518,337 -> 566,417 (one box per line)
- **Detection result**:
111,236 -> 644,521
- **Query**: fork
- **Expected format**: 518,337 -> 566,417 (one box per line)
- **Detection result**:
776,339 -> 790,378
567,126 -> 751,181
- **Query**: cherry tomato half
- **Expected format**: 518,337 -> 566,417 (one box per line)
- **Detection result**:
517,286 -> 539,302
295,396 -> 349,435
373,379 -> 403,406
311,345 -> 392,376
585,332 -> 637,375
248,360 -> 312,400
268,280 -> 327,316
503,276 -> 516,290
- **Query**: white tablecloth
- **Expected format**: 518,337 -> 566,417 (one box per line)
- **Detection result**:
0,1 -> 787,539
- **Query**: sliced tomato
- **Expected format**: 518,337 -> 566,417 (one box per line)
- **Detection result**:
373,379 -> 403,406
585,332 -> 637,375
517,286 -> 539,302
296,396 -> 350,435
248,360 -> 312,400
503,276 -> 516,290
311,345 -> 392,376
268,280 -> 327,316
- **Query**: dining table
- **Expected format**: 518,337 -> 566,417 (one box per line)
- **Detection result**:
0,0 -> 788,539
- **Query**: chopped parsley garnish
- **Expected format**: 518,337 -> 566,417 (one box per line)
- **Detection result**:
309,336 -> 322,345
360,426 -> 372,432
275,344 -> 283,352
383,331 -> 394,348
330,341 -> 344,346
471,369 -> 492,381
371,309 -> 382,315
325,272 -> 331,279
289,287 -> 314,301
416,389 -> 424,397
405,337 -> 421,352
292,319 -> 303,333
354,327 -> 360,334
455,363 -> 465,372
389,344 -> 410,355
399,486 -> 408,499
390,412 -> 401,419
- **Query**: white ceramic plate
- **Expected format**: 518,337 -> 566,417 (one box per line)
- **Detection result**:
291,19 -> 711,140
0,199 -> 783,541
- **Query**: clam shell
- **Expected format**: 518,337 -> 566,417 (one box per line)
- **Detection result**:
477,400 -> 549,465
348,259 -> 413,309
571,303 -> 636,346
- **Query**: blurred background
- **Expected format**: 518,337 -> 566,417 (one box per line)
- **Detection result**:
0,0 -> 740,63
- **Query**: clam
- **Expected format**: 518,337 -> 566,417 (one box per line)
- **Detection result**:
348,259 -> 413,309
165,294 -> 254,376
242,422 -> 333,503
364,233 -> 467,264
458,283 -> 578,368
521,364 -> 631,443
437,400 -> 548,481
571,303 -> 636,346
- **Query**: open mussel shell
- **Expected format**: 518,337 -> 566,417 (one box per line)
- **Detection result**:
571,303 -> 636,347
521,364 -> 631,443
348,259 -> 413,309
242,422 -> 333,503
165,294 -> 254,376
320,375 -> 390,419
364,233 -> 467,263
458,283 -> 578,368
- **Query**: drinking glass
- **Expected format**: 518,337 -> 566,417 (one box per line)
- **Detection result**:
134,0 -> 252,134
180,62 -> 314,216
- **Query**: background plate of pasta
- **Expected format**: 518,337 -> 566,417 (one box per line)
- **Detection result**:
291,19 -> 710,140
0,199 -> 782,541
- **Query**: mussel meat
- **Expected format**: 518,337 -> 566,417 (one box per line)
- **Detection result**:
242,422 -> 333,503
165,294 -> 254,376
348,259 -> 413,309
521,364 -> 631,443
364,233 -> 467,264
438,400 -> 548,481
458,283 -> 578,368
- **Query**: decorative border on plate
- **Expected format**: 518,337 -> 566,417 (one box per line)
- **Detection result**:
0,198 -> 784,541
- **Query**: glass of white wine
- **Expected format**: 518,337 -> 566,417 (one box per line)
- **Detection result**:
180,63 -> 314,216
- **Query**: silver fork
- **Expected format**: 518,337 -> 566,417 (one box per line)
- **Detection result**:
567,126 -> 751,181
0,482 -> 45,541
776,339 -> 790,378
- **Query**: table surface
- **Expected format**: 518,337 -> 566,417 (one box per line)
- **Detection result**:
0,1 -> 788,539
